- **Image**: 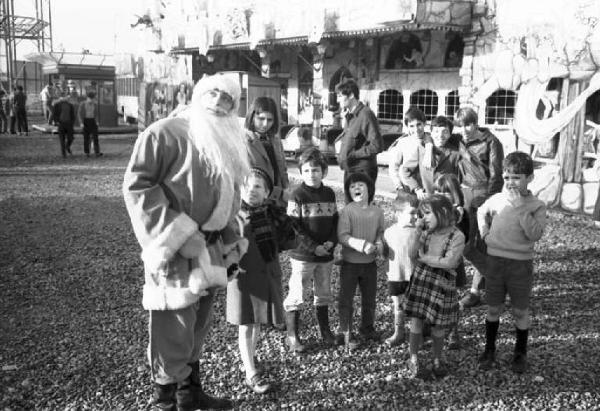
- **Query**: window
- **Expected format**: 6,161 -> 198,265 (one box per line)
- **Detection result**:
116,77 -> 139,97
378,89 -> 404,121
410,89 -> 438,121
485,89 -> 517,125
445,90 -> 460,118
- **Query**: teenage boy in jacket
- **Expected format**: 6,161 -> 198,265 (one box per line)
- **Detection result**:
454,107 -> 504,309
336,78 -> 383,184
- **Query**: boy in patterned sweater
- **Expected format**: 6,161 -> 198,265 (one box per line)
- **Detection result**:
284,148 -> 339,351
477,151 -> 546,374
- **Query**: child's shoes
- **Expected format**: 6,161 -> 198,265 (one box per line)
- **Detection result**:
385,330 -> 405,346
478,349 -> 496,370
360,326 -> 381,342
407,358 -> 419,378
447,328 -> 461,350
511,352 -> 528,374
432,360 -> 448,378
245,374 -> 272,394
337,332 -> 360,350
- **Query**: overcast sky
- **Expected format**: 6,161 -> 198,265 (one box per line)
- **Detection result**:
15,0 -> 140,57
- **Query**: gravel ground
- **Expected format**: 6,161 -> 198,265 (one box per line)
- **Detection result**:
1,133 -> 599,410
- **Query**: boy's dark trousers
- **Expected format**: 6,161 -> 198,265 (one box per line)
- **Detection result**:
0,111 -> 7,133
9,114 -> 16,134
58,123 -> 74,156
82,118 -> 100,155
338,261 -> 377,334
462,184 -> 489,291
15,108 -> 28,133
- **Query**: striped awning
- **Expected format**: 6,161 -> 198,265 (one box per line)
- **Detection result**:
322,22 -> 468,39
172,22 -> 468,54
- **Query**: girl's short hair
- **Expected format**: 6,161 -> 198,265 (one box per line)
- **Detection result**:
244,97 -> 280,135
419,194 -> 457,229
434,174 -> 464,207
344,172 -> 375,204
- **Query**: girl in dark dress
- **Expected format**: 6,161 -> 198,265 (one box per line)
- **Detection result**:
226,168 -> 292,395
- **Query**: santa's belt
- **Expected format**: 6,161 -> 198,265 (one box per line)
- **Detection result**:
201,230 -> 222,245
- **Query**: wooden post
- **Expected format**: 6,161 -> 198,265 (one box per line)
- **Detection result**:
573,80 -> 589,183
558,80 -> 580,183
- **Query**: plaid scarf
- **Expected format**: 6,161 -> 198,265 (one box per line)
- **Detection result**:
242,202 -> 277,263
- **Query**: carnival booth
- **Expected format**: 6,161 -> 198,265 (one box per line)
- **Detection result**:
25,52 -> 118,127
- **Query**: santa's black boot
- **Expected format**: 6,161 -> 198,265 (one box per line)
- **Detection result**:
152,382 -> 177,411
175,361 -> 233,410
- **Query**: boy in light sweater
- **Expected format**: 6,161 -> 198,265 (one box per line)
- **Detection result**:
477,152 -> 546,374
382,192 -> 421,346
337,172 -> 385,350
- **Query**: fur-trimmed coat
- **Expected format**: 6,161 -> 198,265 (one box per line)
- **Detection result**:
123,116 -> 247,311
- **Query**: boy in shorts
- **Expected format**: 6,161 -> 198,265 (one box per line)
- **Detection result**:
476,152 -> 546,373
382,192 -> 421,345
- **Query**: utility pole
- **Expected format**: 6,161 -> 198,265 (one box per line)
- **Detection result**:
0,0 -> 52,89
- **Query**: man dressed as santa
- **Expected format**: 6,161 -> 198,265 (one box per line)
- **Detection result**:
123,74 -> 250,410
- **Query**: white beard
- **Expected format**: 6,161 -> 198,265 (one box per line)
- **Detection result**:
188,107 -> 249,187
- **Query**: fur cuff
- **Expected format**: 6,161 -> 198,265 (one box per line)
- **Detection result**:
188,264 -> 228,294
142,284 -> 207,311
141,213 -> 198,272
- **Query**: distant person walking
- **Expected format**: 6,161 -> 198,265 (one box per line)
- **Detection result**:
13,85 -> 28,136
335,78 -> 383,184
40,82 -> 54,124
78,91 -> 103,157
0,90 -> 8,134
6,88 -> 16,134
592,156 -> 600,229
53,91 -> 76,157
